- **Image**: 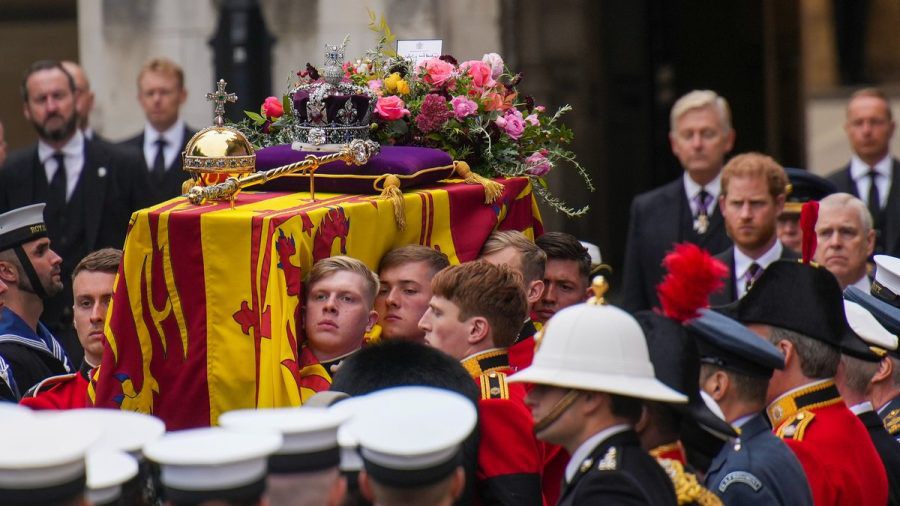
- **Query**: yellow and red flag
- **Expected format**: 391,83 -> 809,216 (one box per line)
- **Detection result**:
90,178 -> 542,429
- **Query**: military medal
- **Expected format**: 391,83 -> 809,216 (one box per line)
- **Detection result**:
694,214 -> 709,234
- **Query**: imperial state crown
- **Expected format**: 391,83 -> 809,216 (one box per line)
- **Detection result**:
289,39 -> 375,150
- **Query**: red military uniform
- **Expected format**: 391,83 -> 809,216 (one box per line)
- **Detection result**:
461,348 -> 543,506
767,379 -> 888,505
505,321 -> 568,505
508,319 -> 539,372
19,361 -> 93,410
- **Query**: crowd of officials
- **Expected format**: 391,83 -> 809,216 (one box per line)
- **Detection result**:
0,58 -> 900,505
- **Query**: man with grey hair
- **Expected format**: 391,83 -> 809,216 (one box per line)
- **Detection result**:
814,192 -> 875,290
623,90 -> 734,311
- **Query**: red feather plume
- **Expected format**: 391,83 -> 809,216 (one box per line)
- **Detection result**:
656,242 -> 729,323
799,200 -> 819,264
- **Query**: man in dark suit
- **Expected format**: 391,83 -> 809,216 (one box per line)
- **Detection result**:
710,153 -> 797,306
827,88 -> 900,256
0,59 -> 152,364
509,303 -> 685,505
118,57 -> 196,201
623,90 -> 734,312
693,309 -> 813,505
837,299 -> 900,505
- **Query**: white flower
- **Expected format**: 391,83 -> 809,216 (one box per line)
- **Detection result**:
482,53 -> 504,80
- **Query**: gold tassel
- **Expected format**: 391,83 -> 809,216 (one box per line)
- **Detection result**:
454,161 -> 504,204
377,174 -> 406,230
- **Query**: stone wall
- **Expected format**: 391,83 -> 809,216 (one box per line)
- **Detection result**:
77,0 -> 500,141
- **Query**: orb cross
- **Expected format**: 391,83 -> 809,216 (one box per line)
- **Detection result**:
206,79 -> 238,126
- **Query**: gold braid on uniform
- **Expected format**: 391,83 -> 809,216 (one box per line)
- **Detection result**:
657,459 -> 723,506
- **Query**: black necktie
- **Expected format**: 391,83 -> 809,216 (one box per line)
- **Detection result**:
50,152 -> 67,204
868,169 -> 881,222
745,262 -> 762,293
696,189 -> 711,218
152,138 -> 168,178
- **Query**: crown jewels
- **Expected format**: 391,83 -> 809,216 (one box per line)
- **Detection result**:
289,39 -> 375,150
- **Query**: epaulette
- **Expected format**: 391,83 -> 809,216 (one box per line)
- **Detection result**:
775,410 -> 815,441
884,408 -> 900,437
479,370 -> 509,400
657,458 -> 723,506
22,373 -> 77,398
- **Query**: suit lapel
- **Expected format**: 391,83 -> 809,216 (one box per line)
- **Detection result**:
81,140 -> 109,249
884,159 -> 900,253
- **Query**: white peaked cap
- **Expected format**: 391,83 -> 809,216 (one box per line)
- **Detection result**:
144,427 -> 282,502
844,299 -> 899,352
352,387 -> 477,488
219,406 -> 347,473
85,448 -> 138,505
0,414 -> 101,503
49,408 -> 165,457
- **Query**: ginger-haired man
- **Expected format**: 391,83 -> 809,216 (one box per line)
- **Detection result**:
419,261 -> 542,505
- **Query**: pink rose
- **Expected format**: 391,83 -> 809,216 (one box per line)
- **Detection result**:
461,60 -> 495,89
525,150 -> 552,176
494,109 -> 526,139
482,53 -> 505,79
375,96 -> 410,121
262,96 -> 284,118
525,113 -> 539,126
421,57 -> 455,87
450,96 -> 478,120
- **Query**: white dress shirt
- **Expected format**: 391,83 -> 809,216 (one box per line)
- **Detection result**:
142,119 -> 185,171
850,154 -> 892,209
734,240 -> 783,298
683,172 -> 722,217
38,129 -> 85,201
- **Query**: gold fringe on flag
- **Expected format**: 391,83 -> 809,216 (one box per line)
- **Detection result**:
376,174 -> 406,230
453,161 -> 504,204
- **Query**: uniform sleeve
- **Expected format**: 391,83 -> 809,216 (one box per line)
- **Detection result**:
476,397 -> 542,506
712,471 -> 782,506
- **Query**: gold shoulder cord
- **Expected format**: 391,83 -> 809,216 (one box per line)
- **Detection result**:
657,459 -> 723,506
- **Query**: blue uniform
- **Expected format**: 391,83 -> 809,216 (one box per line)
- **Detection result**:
705,413 -> 813,505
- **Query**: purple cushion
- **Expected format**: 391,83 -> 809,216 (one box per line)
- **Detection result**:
254,145 -> 455,194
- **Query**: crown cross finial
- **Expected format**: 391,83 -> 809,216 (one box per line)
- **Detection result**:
206,79 -> 238,126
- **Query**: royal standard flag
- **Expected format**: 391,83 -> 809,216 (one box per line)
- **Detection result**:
90,178 -> 543,429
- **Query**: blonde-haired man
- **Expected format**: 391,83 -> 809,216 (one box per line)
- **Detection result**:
119,57 -> 196,200
709,152 -> 797,305
302,255 -> 379,386
623,90 -> 734,312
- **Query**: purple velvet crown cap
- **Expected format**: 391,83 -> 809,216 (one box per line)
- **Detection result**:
254,145 -> 455,194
